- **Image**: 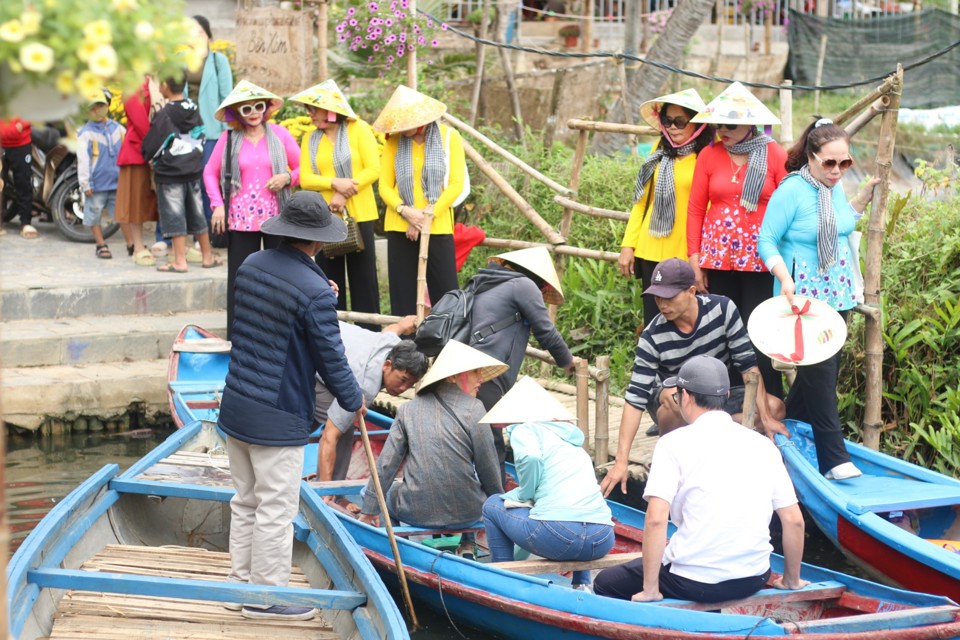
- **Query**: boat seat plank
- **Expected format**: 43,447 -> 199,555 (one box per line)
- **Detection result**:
111,477 -> 234,501
843,475 -> 960,514
310,480 -> 368,495
172,338 -> 231,353
488,551 -> 643,575
390,523 -> 485,537
657,581 -> 847,611
791,604 -> 960,633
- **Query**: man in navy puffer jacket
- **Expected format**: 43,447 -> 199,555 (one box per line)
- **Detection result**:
219,191 -> 362,621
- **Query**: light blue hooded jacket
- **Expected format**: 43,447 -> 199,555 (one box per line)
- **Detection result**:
503,421 -> 613,525
191,51 -> 232,141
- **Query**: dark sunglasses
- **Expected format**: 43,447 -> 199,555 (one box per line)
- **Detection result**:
812,151 -> 854,171
659,114 -> 691,129
718,123 -> 741,131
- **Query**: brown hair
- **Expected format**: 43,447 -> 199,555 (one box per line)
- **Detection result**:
785,116 -> 849,172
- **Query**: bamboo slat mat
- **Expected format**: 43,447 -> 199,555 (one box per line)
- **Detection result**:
136,451 -> 233,486
49,545 -> 335,640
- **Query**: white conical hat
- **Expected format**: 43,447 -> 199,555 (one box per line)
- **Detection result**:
372,85 -> 447,134
494,247 -> 564,305
691,82 -> 780,126
288,79 -> 357,120
215,80 -> 283,122
480,376 -> 577,425
417,340 -> 509,394
747,295 -> 848,366
639,88 -> 708,129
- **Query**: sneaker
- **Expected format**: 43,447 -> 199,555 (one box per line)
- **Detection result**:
645,424 -> 660,437
223,602 -> 243,611
824,462 -> 863,481
241,605 -> 316,620
150,241 -> 169,257
572,583 -> 594,593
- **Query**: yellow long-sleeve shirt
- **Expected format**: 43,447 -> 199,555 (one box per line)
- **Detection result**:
299,119 -> 381,223
379,123 -> 464,235
621,146 -> 698,263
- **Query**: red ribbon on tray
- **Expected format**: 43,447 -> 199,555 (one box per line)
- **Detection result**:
769,299 -> 812,364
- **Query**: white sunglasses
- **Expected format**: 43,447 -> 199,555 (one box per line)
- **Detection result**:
237,101 -> 267,117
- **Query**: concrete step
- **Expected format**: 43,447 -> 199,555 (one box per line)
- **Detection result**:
0,311 -> 227,368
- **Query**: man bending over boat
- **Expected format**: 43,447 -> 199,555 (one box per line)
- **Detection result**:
594,355 -> 808,603
315,319 -> 429,487
358,340 -> 506,559
218,192 -> 363,621
600,258 -> 786,498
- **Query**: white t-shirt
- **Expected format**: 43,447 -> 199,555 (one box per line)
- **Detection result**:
643,410 -> 798,583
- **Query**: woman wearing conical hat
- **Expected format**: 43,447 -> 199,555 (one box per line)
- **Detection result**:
358,341 -> 507,559
373,85 -> 465,316
686,82 -> 788,399
290,80 -> 381,329
619,88 -> 715,327
203,80 -> 301,337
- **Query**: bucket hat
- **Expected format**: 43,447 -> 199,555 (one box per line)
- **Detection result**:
494,247 -> 565,305
747,295 -> 848,366
663,355 -> 730,397
639,88 -> 708,130
260,191 -> 347,243
288,79 -> 357,120
214,80 -> 284,122
480,376 -> 577,425
691,82 -> 780,126
372,85 -> 447,135
416,340 -> 509,394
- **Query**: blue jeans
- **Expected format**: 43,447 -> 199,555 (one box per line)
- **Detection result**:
482,494 -> 614,585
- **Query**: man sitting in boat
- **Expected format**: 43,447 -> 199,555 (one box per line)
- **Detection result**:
594,355 -> 808,603
315,318 -> 429,485
481,376 -> 614,592
601,258 -> 786,498
358,340 -> 507,559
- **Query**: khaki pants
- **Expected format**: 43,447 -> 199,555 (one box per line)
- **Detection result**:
226,437 -> 304,586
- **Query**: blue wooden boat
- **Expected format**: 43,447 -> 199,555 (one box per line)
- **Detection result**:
7,420 -> 409,640
777,419 -> 960,602
167,324 -> 230,428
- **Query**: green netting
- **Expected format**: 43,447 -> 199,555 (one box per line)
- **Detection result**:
786,9 -> 960,108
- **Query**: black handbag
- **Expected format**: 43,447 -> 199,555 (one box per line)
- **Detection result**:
322,215 -> 365,258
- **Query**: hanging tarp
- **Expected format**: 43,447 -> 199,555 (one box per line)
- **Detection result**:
786,9 -> 960,108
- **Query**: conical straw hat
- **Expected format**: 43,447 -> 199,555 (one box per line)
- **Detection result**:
494,247 -> 565,305
747,295 -> 848,366
417,340 -> 509,394
372,85 -> 447,135
480,376 -> 577,425
639,88 -> 708,129
691,82 -> 780,126
214,80 -> 284,122
288,79 -> 357,120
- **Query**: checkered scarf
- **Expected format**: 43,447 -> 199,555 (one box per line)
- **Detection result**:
632,141 -> 698,238
308,123 -> 353,180
795,164 -> 839,273
396,122 -> 445,206
725,131 -> 774,212
222,125 -> 291,213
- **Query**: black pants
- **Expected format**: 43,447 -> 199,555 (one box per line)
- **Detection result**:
785,338 -> 851,473
386,231 -> 458,317
3,143 -> 33,226
594,559 -> 771,603
226,230 -> 282,338
316,220 -> 380,331
634,257 -> 661,330
704,268 -> 783,399
477,381 -> 507,484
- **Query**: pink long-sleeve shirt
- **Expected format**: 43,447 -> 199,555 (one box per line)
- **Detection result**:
203,123 -> 301,232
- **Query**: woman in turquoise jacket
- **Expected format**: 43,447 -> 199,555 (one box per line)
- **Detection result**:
481,377 -> 614,589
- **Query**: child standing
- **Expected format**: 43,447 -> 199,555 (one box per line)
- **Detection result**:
77,89 -> 125,258
0,117 -> 36,238
141,72 -> 219,273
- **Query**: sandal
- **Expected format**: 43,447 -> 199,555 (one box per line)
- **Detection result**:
156,263 -> 188,273
95,244 -> 112,259
20,224 -> 38,239
133,249 -> 157,267
185,247 -> 203,263
201,257 -> 224,268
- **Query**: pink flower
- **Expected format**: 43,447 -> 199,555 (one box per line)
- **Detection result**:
336,23 -> 345,32
441,23 -> 448,30
385,34 -> 396,43
401,0 -> 408,7
431,38 -> 438,46
347,7 -> 355,16
386,55 -> 394,63
373,43 -> 380,51
399,32 -> 406,42
417,35 -> 426,45
397,45 -> 404,56
385,18 -> 394,26
338,34 -> 346,42
349,18 -> 357,26
368,2 -> 379,10
390,0 -> 397,8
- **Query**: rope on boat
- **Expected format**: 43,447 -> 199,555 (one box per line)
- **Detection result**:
429,551 -> 470,639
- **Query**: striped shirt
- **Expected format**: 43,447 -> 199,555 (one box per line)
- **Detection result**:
624,294 -> 758,412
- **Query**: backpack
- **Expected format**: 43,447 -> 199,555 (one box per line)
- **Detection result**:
141,104 -> 205,179
414,278 -> 520,357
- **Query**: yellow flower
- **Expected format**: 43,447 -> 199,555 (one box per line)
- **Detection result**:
75,71 -> 101,96
112,0 -> 139,11
181,48 -> 203,73
83,19 -> 112,45
20,41 -> 55,73
77,41 -> 98,62
130,57 -> 151,77
134,21 -> 154,41
21,9 -> 42,36
0,20 -> 26,43
56,70 -> 75,94
88,44 -> 118,77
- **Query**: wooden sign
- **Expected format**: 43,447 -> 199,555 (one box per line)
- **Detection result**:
235,7 -> 311,96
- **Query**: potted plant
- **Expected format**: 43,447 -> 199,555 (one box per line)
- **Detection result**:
558,23 -> 580,47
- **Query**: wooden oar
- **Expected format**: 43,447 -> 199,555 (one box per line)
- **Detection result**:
742,369 -> 760,432
415,211 -> 434,324
356,413 -> 420,630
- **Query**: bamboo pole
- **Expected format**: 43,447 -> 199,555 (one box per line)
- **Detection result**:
356,414 -> 419,629
833,74 -> 898,127
814,34 -> 828,113
407,0 -> 417,90
582,0 -> 593,53
764,8 -> 772,55
743,21 -> 751,83
543,67 -> 567,150
415,212 -> 433,323
442,113 -> 575,196
337,310 -> 402,326
554,195 -> 630,221
742,369 -> 760,431
779,81 -> 794,147
461,140 -> 565,245
469,0 -> 491,127
567,118 -> 658,136
843,96 -> 889,137
593,355 -> 610,466
861,66 -> 902,451
575,358 -> 590,448
525,347 -> 605,379
617,58 -> 637,157
317,0 -> 329,81
481,237 -> 617,261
